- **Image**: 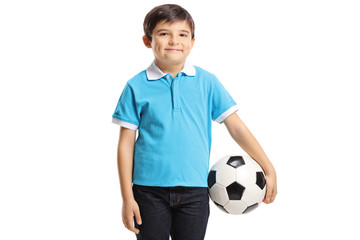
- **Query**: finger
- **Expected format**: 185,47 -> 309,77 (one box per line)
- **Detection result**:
263,187 -> 273,204
129,225 -> 140,234
264,187 -> 277,204
134,208 -> 142,225
124,218 -> 140,234
270,188 -> 277,203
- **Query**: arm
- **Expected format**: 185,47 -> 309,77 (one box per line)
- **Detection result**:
223,112 -> 277,204
117,126 -> 142,234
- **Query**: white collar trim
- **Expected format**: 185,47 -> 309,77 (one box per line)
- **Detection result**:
146,60 -> 196,80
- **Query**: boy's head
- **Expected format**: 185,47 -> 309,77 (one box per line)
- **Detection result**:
143,4 -> 196,67
143,4 -> 195,42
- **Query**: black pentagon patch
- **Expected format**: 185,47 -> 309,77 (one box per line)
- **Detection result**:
226,182 -> 246,200
243,203 -> 259,214
214,202 -> 229,213
226,156 -> 245,168
207,170 -> 216,188
256,172 -> 266,190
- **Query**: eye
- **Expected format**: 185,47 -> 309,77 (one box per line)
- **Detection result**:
159,32 -> 168,36
180,34 -> 188,37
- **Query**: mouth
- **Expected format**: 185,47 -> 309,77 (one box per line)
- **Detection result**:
165,48 -> 182,51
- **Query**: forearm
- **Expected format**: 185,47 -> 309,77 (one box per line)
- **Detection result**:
117,127 -> 136,201
235,127 -> 274,175
224,114 -> 276,176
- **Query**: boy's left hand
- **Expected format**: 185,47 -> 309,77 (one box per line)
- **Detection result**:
263,174 -> 277,204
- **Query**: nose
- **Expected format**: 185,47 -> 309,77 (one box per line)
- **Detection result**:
169,35 -> 179,45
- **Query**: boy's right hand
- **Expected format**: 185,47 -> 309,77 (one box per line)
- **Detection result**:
122,198 -> 142,234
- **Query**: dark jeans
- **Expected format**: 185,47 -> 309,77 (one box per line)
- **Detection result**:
133,184 -> 210,240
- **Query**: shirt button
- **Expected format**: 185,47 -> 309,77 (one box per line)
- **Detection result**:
166,75 -> 170,79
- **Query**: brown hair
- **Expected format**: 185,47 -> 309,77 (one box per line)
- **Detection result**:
143,4 -> 195,42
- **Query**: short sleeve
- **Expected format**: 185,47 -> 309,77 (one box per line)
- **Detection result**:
112,83 -> 140,130
211,76 -> 238,123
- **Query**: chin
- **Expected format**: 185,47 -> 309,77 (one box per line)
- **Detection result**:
168,59 -> 186,65
159,56 -> 181,62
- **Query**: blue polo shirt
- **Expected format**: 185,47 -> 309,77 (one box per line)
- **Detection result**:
112,61 -> 238,187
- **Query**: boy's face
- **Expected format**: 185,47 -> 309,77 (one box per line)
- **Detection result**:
143,20 -> 195,67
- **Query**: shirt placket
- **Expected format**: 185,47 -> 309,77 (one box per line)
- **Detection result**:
168,74 -> 181,112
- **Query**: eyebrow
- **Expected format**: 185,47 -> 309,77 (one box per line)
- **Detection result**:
156,29 -> 190,34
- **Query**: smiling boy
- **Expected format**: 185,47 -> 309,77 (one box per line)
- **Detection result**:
113,4 -> 277,240
143,20 -> 194,78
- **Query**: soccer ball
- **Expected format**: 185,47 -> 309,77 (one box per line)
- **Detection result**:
207,155 -> 267,214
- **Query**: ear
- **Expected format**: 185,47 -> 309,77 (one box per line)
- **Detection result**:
142,35 -> 152,48
190,38 -> 195,49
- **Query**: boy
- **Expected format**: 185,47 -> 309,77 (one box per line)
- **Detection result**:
113,4 -> 277,240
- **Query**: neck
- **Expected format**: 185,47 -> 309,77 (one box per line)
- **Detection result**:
155,60 -> 184,78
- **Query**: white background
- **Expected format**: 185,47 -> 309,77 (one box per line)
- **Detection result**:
1,0 -> 359,239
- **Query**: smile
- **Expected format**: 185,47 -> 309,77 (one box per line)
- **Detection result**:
165,48 -> 182,51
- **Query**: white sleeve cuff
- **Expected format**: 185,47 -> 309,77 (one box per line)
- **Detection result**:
112,118 -> 138,130
214,105 -> 239,123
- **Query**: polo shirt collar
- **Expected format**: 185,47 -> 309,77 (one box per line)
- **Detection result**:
146,60 -> 196,80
